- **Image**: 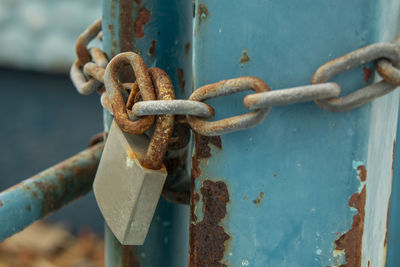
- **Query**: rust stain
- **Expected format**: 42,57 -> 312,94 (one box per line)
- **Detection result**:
191,134 -> 222,180
0,200 -> 3,207
108,24 -> 113,31
362,67 -> 372,83
149,39 -> 156,57
240,50 -> 250,65
357,165 -> 367,182
384,196 -> 390,247
197,3 -> 208,29
190,180 -> 230,267
122,246 -> 140,267
134,8 -> 151,39
177,68 -> 186,93
253,192 -> 265,205
134,0 -> 142,5
368,260 -> 370,267
385,139 -> 396,247
168,116 -> 191,150
185,42 -> 191,55
26,205 -> 31,212
191,133 -> 222,229
119,0 -> 135,52
334,173 -> 367,267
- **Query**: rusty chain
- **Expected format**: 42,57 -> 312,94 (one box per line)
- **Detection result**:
71,20 -> 400,136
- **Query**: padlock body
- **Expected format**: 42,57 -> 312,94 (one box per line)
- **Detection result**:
93,121 -> 167,245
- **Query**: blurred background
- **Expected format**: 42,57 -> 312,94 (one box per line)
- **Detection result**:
0,0 -> 105,265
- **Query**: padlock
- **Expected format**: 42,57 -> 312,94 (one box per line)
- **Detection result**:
94,121 -> 167,245
94,53 -> 175,245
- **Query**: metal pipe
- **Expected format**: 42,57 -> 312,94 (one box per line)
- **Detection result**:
102,0 -> 192,266
0,142 -> 104,241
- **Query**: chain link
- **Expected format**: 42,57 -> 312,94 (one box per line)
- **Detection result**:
71,20 -> 400,136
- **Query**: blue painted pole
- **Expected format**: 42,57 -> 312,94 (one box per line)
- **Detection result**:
190,1 -> 400,266
0,142 -> 104,241
101,0 -> 191,266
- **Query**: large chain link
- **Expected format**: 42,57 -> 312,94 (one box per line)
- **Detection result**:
71,20 -> 400,136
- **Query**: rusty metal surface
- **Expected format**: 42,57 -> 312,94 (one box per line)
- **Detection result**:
0,143 -> 104,241
187,76 -> 271,136
191,0 -> 400,266
376,35 -> 400,85
104,52 -> 155,135
102,0 -> 192,265
142,68 -> 175,170
75,19 -> 102,65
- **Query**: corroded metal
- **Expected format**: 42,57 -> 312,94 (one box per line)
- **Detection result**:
376,35 -> 400,85
312,43 -> 400,112
104,52 -> 156,135
190,133 -> 230,266
75,19 -> 102,65
142,67 -> 176,170
187,76 -> 271,136
0,143 -> 104,241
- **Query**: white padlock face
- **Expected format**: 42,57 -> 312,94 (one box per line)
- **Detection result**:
93,121 -> 167,245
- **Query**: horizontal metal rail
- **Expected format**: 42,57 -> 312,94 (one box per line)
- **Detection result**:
0,142 -> 104,241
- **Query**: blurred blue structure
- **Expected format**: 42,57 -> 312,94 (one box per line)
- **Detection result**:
0,68 -> 104,234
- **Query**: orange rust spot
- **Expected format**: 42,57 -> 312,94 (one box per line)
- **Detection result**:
385,139 -> 396,247
149,39 -> 156,56
363,67 -> 372,83
119,0 -> 135,52
190,180 -> 230,267
185,42 -> 191,55
122,246 -> 140,267
334,185 -> 366,267
108,24 -> 113,31
240,50 -> 250,64
368,260 -> 370,267
0,200 -> 3,207
357,165 -> 367,182
134,0 -> 142,4
191,134 -> 222,238
134,8 -> 151,38
384,196 -> 390,247
177,68 -> 186,93
253,192 -> 265,205
197,3 -> 208,28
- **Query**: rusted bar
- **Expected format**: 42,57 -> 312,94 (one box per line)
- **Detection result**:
0,142 -> 104,241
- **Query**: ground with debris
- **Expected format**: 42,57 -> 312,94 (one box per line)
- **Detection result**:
0,221 -> 104,267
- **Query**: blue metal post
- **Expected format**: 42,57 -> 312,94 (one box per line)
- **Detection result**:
101,0 -> 191,266
0,142 -> 104,241
190,1 -> 400,266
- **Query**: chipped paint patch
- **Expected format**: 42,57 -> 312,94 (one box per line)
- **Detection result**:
253,192 -> 265,205
362,67 -> 372,83
134,8 -> 151,39
190,180 -> 230,267
239,50 -> 250,65
197,3 -> 208,28
333,162 -> 367,267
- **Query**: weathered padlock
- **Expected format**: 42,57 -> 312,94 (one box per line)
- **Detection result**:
94,53 -> 175,245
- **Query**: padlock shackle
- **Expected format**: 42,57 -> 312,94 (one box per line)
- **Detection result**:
141,68 -> 176,170
104,52 -> 156,135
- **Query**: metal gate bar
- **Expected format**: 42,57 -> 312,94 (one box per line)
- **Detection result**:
101,0 -> 191,266
190,1 -> 400,266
